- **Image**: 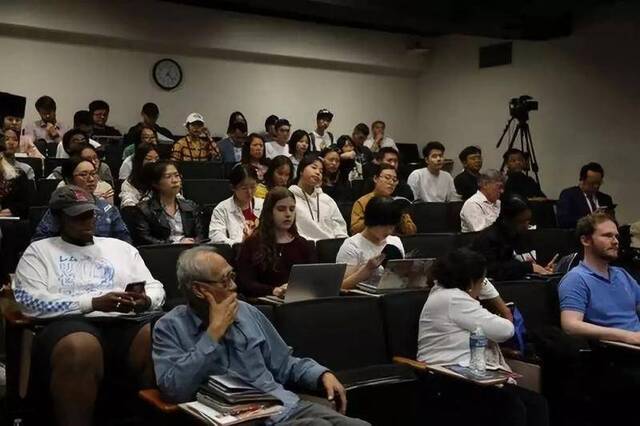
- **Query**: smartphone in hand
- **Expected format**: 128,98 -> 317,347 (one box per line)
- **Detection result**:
125,281 -> 146,294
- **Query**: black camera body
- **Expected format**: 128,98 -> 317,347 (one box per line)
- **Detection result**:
509,95 -> 538,121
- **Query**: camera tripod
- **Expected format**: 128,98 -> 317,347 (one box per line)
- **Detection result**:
496,116 -> 541,185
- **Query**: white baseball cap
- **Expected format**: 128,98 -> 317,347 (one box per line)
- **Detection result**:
184,112 -> 205,126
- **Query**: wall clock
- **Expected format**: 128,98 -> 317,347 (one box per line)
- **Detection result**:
153,58 -> 182,90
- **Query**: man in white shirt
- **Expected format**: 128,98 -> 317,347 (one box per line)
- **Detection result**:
460,169 -> 505,233
14,186 -> 165,426
407,141 -> 460,202
27,95 -> 67,145
364,120 -> 397,153
266,118 -> 292,159
308,109 -> 334,151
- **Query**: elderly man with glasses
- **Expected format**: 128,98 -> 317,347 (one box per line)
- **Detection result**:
152,246 -> 370,425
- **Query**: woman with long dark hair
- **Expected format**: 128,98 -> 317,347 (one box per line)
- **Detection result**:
130,160 -> 205,245
241,133 -> 269,182
236,187 -> 316,298
255,155 -> 293,199
119,143 -> 159,208
288,129 -> 310,176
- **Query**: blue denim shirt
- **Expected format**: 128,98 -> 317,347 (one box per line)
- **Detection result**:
152,303 -> 328,423
32,198 -> 131,243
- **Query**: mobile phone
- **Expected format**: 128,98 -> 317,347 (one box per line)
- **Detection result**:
125,281 -> 146,294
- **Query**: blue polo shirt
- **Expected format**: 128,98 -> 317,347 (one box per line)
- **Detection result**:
559,262 -> 640,332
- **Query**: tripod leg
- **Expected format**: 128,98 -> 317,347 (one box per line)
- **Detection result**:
524,125 -> 541,185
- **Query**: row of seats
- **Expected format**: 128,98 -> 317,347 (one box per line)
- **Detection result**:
137,228 -> 580,308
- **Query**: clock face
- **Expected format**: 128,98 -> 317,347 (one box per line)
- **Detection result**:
153,59 -> 182,90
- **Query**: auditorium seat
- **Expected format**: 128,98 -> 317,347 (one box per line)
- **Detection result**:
45,142 -> 57,158
182,179 -> 232,206
526,228 -> 579,265
379,291 -> 429,359
200,203 -> 217,232
138,243 -> 233,309
409,202 -> 463,233
34,178 -> 61,206
15,157 -> 43,180
27,206 -> 49,237
43,158 -> 65,177
337,201 -> 353,231
454,230 -> 480,248
315,238 -> 347,263
274,297 -> 418,424
177,161 -> 226,179
529,199 -> 558,228
493,278 -> 562,332
400,233 -> 457,258
396,143 -> 421,164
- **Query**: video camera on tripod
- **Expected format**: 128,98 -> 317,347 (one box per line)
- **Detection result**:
497,95 -> 541,184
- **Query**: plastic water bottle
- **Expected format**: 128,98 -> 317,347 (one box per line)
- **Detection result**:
469,325 -> 487,373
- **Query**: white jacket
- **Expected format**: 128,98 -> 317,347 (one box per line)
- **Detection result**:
208,196 -> 264,245
289,185 -> 348,241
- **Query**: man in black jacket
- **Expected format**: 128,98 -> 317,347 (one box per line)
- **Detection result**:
556,162 -> 615,229
124,102 -> 174,146
502,148 -> 546,200
454,145 -> 483,200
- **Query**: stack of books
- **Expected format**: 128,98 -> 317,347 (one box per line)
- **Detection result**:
179,375 -> 283,425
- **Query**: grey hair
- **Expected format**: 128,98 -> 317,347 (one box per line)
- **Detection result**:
176,246 -> 219,290
477,169 -> 505,187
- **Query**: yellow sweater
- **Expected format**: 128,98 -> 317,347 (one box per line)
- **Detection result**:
350,192 -> 417,235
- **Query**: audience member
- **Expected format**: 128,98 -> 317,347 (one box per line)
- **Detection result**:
319,147 -> 352,202
2,128 -> 35,180
119,143 -> 159,208
240,133 -> 269,182
471,195 -> 554,280
349,123 -> 374,181
417,248 -> 548,426
308,108 -> 334,151
49,129 -> 92,178
27,95 -> 66,145
124,102 -> 174,146
454,146 -> 483,200
120,125 -> 158,180
364,120 -> 397,153
0,151 -> 29,218
89,99 -> 121,137
152,246 -> 368,425
218,121 -> 248,164
131,160 -> 205,245
558,212 -> 640,420
79,144 -> 114,188
289,155 -> 348,241
351,164 -> 416,235
35,157 -> 130,242
362,147 -> 414,200
334,134 -> 358,183
57,155 -> 115,206
209,164 -> 264,245
261,114 -> 279,143
288,129 -> 310,175
56,111 -> 101,158
408,141 -> 459,202
502,149 -> 545,200
265,119 -> 292,159
14,185 -> 165,426
337,197 -> 404,289
460,169 -> 504,233
0,91 -> 44,158
227,111 -> 247,131
255,155 -> 293,199
556,162 -> 615,229
237,187 -> 316,298
171,113 -> 220,162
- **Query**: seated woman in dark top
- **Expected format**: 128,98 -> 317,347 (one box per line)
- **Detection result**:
237,186 -> 316,298
0,151 -> 29,219
471,195 -> 555,281
320,146 -> 353,202
130,160 -> 205,246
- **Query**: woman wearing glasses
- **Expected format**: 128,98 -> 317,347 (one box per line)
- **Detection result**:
350,164 -> 416,236
32,156 -> 130,242
130,160 -> 205,246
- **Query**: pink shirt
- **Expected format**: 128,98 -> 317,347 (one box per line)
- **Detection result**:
27,120 -> 66,144
19,131 -> 45,159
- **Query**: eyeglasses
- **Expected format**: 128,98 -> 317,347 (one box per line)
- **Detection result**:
73,171 -> 97,180
378,174 -> 399,183
196,272 -> 236,289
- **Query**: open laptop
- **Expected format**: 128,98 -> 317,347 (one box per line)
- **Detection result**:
258,263 -> 347,305
356,258 -> 434,294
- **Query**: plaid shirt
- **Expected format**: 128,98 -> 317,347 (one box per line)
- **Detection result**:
171,136 -> 220,162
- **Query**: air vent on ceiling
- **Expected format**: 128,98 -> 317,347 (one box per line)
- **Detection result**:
479,42 -> 512,68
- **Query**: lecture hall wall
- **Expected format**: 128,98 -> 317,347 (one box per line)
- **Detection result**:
1,0 -> 639,223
